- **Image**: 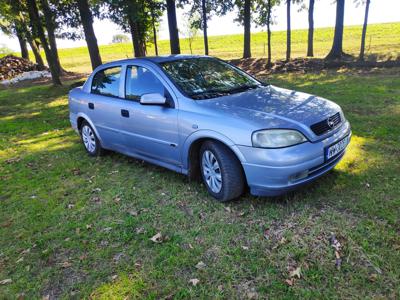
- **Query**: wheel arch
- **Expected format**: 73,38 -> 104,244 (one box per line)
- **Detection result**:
75,113 -> 103,144
183,130 -> 246,180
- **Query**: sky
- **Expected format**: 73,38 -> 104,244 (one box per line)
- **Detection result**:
1,0 -> 400,51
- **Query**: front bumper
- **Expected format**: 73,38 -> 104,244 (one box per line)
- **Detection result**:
238,121 -> 351,196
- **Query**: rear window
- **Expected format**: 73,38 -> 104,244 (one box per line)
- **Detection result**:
91,66 -> 121,97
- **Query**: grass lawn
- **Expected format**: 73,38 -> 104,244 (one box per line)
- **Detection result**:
35,22 -> 400,73
1,66 -> 399,298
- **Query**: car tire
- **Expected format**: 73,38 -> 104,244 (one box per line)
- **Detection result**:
199,141 -> 245,202
80,121 -> 104,157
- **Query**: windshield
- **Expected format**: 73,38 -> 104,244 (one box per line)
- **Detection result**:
160,58 -> 262,100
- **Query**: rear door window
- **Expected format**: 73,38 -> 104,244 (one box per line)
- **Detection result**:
91,66 -> 121,97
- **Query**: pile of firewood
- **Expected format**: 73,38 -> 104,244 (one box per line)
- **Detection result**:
270,58 -> 326,73
0,55 -> 48,81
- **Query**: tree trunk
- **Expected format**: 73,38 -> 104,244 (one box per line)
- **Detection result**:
202,0 -> 209,55
243,0 -> 251,58
77,0 -> 102,70
28,38 -> 45,69
26,0 -> 61,85
359,0 -> 370,61
128,17 -> 146,57
286,0 -> 291,61
166,0 -> 180,54
151,7 -> 159,56
24,22 -> 45,69
326,0 -> 346,60
16,29 -> 29,60
266,0 -> 272,67
39,0 -> 63,74
307,0 -> 315,57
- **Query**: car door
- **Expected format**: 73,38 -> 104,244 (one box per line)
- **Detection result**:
87,65 -> 126,151
119,64 -> 180,165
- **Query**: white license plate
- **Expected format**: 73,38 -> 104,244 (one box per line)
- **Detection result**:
325,135 -> 350,160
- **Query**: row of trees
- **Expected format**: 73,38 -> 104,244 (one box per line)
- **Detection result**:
0,0 -> 372,85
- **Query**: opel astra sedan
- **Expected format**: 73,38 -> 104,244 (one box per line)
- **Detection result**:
69,55 -> 351,201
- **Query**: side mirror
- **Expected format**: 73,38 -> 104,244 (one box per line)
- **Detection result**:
140,93 -> 166,105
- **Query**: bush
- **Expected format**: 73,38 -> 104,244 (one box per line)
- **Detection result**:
111,34 -> 129,44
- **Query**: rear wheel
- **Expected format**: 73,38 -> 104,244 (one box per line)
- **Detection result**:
200,141 -> 245,202
80,121 -> 104,156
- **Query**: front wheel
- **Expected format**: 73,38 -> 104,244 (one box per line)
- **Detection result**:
80,121 -> 104,156
200,141 -> 245,202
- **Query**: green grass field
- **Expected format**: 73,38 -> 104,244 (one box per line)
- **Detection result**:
48,22 -> 400,73
1,66 -> 399,298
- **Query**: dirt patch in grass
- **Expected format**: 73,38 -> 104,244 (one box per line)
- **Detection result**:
229,57 -> 400,77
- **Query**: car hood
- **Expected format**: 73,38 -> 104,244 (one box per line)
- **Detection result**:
196,85 -> 341,128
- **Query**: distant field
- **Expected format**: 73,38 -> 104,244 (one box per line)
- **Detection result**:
40,22 -> 400,73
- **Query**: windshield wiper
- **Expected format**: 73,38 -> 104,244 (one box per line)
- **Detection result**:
190,90 -> 230,100
224,84 -> 260,94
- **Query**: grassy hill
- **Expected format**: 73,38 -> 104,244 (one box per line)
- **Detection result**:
53,22 -> 400,73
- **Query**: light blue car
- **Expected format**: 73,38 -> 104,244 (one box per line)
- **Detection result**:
69,55 -> 351,201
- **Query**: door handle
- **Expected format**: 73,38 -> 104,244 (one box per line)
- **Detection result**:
88,102 -> 94,110
121,109 -> 129,118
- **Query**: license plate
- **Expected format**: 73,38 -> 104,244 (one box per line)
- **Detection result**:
325,135 -> 350,160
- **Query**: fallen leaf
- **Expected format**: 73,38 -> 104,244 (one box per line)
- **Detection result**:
21,248 -> 30,254
224,206 -> 232,213
60,261 -> 71,268
113,196 -> 121,203
86,224 -> 92,230
369,273 -> 378,282
246,291 -> 259,299
0,278 -> 12,285
103,227 -> 112,232
242,246 -> 249,250
79,255 -> 87,261
135,227 -> 145,234
5,157 -> 20,164
195,261 -> 206,269
92,187 -> 101,193
189,278 -> 199,286
128,210 -> 139,216
279,237 -> 287,245
113,253 -> 124,262
289,267 -> 301,279
16,257 -> 24,263
150,232 -> 163,243
67,204 -> 74,209
199,212 -> 207,220
92,196 -> 101,204
111,274 -> 118,281
72,168 -> 81,175
237,211 -> 246,217
285,278 -> 294,286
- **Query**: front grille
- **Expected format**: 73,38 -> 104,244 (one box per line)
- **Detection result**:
310,112 -> 341,136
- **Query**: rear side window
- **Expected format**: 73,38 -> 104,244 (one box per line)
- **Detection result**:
91,66 -> 121,97
125,66 -> 165,101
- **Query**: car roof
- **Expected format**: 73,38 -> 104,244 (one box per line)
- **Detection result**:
101,54 -> 211,67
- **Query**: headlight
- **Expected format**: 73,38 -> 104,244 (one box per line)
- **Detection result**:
252,129 -> 307,148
